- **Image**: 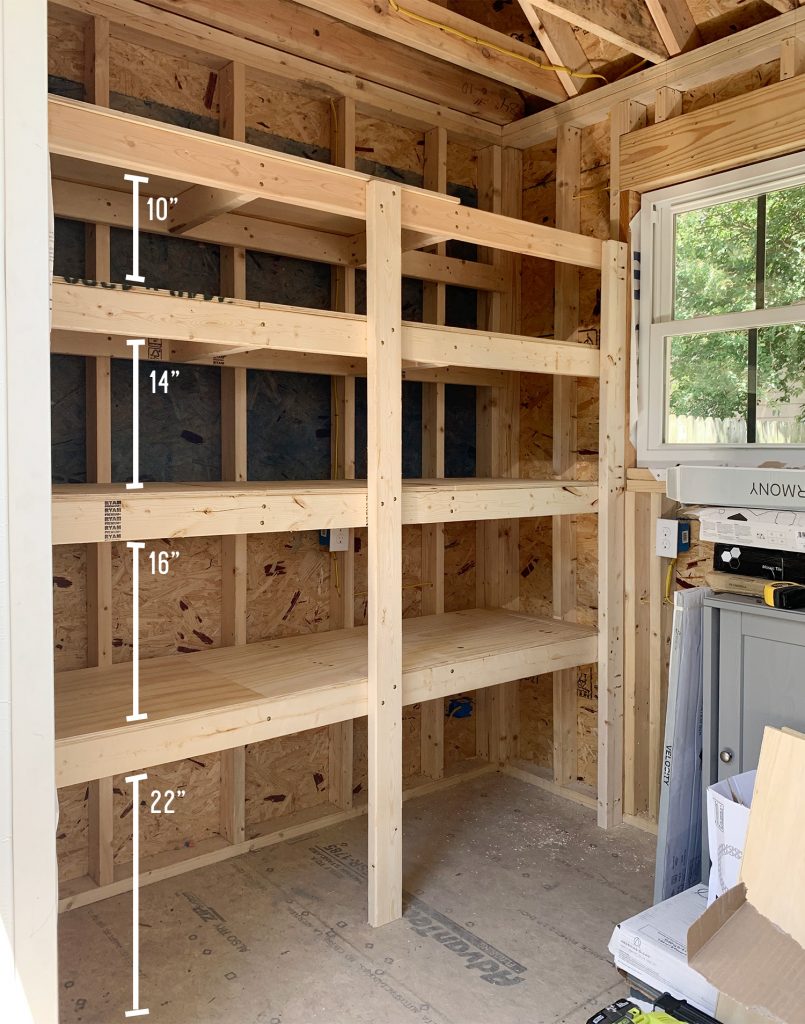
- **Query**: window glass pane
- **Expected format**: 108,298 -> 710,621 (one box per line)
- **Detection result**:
673,199 -> 757,319
757,323 -> 805,443
665,331 -> 748,444
765,184 -> 805,309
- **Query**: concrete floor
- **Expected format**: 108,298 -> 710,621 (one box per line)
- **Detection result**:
58,773 -> 656,1024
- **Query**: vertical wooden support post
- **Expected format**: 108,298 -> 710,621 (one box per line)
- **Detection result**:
84,14 -> 115,889
420,125 -> 447,780
648,491 -> 674,821
598,240 -> 628,829
552,124 -> 581,789
366,179 -> 403,927
475,146 -> 521,766
654,86 -> 683,123
780,37 -> 805,81
609,101 -> 647,240
328,96 -> 357,809
219,60 -> 248,846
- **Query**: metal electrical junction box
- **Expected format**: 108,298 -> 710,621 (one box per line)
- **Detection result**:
667,465 -> 805,511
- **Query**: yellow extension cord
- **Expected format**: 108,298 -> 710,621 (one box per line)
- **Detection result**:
386,0 -> 608,84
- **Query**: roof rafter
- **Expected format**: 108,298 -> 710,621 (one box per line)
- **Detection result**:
533,0 -> 669,64
644,0 -> 701,55
515,1 -> 597,97
286,0 -> 567,102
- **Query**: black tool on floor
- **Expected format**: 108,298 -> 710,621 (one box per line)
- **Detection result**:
586,993 -> 722,1024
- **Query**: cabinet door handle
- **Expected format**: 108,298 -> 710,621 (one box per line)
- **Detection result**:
719,748 -> 734,764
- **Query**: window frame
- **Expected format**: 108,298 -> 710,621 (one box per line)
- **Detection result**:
637,151 -> 805,468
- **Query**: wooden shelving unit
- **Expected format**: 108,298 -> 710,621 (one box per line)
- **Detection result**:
47,59 -> 627,926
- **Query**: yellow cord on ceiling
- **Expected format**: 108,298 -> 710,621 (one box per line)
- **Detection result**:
387,0 -> 607,84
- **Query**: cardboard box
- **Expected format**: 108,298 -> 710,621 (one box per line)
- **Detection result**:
706,770 -> 755,905
608,885 -> 718,1016
697,506 -> 805,553
687,727 -> 805,1024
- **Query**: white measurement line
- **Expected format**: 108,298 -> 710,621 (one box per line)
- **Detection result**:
126,542 -> 147,723
125,772 -> 150,1019
127,339 -> 145,491
124,173 -> 149,284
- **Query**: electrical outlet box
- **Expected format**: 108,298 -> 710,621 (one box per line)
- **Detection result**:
328,527 -> 350,552
656,518 -> 679,558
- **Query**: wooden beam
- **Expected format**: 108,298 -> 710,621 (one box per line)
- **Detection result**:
53,178 -> 507,290
780,35 -> 805,80
287,0 -> 566,101
52,281 -> 603,376
644,0 -> 700,56
503,7 -> 805,148
328,96 -> 357,813
52,480 -> 600,545
534,0 -> 668,63
552,123 -> 581,789
517,2 -> 596,98
597,240 -> 628,829
169,185 -> 253,234
366,179 -> 403,928
421,124 -> 447,783
219,59 -> 248,850
654,85 -> 683,122
610,100 -> 647,240
621,71 -> 805,193
83,12 -> 114,892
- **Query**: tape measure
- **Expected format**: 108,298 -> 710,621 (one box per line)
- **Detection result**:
763,581 -> 805,610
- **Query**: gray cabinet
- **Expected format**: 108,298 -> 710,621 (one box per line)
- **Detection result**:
701,593 -> 805,877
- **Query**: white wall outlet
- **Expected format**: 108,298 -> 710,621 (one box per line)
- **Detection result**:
656,518 -> 678,558
329,527 -> 350,552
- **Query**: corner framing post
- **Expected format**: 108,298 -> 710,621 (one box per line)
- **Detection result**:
420,125 -> 447,781
219,60 -> 248,846
552,124 -> 581,788
366,179 -> 403,927
328,96 -> 356,810
0,0 -> 60,1018
598,240 -> 628,828
83,12 -> 115,890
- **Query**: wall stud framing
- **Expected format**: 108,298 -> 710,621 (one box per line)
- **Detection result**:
366,179 -> 403,927
552,123 -> 581,789
420,125 -> 448,781
597,240 -> 628,828
219,59 -> 248,847
329,96 -> 357,810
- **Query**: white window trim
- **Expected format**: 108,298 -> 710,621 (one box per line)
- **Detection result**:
637,150 -> 805,469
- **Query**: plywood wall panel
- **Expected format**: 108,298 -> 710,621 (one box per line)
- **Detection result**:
111,537 -> 222,663
113,754 -> 222,864
53,544 -> 88,673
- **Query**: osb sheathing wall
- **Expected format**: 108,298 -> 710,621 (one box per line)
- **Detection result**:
49,16 -> 485,884
513,51 -> 785,812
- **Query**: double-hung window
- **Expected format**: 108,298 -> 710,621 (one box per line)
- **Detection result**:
637,153 -> 805,468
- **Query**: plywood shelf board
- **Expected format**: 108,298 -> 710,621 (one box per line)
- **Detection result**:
51,478 -> 599,543
54,608 -> 597,787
